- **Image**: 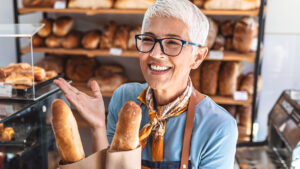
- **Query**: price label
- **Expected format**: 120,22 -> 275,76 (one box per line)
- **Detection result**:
208,50 -> 224,60
109,48 -> 122,56
0,82 -> 12,97
233,91 -> 248,101
279,122 -> 286,132
54,1 -> 67,9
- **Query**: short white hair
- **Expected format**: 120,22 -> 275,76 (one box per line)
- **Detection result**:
142,0 -> 209,46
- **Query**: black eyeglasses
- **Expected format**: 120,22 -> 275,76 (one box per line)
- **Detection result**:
135,34 -> 202,57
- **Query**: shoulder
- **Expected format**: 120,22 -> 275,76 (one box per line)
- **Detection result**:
111,82 -> 147,104
193,96 -> 238,138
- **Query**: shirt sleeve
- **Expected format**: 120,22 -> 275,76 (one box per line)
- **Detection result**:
106,86 -> 122,144
199,120 -> 238,169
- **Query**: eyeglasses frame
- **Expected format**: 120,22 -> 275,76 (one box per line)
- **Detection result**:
135,34 -> 202,57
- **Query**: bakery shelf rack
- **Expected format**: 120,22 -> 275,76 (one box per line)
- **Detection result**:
21,46 -> 256,62
13,0 -> 267,145
18,7 -> 262,17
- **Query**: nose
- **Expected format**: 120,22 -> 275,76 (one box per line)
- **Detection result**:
150,41 -> 164,59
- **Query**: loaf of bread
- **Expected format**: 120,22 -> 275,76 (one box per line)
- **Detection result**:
219,62 -> 244,96
81,30 -> 101,49
204,0 -> 260,10
114,0 -> 155,9
200,61 -> 222,95
45,35 -> 62,48
0,126 -> 14,141
66,57 -> 96,82
87,74 -> 127,93
237,106 -> 252,135
128,26 -> 141,50
233,17 -> 258,53
35,56 -> 64,73
62,30 -> 82,49
53,16 -> 74,37
68,0 -> 113,9
95,65 -> 124,77
190,67 -> 201,91
38,18 -> 53,37
221,21 -> 235,37
110,101 -> 142,151
32,34 -> 44,47
113,26 -> 130,50
51,99 -> 85,163
213,35 -> 225,51
100,21 -> 117,49
239,72 -> 263,95
205,18 -> 218,49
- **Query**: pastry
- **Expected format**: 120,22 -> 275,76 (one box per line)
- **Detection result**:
68,0 -> 114,9
100,21 -> 117,49
38,18 -> 53,37
113,26 -> 130,50
204,0 -> 260,10
65,57 -> 96,82
81,30 -> 101,49
45,35 -> 62,48
114,0 -> 155,9
32,34 -> 44,47
62,30 -> 82,49
53,16 -> 74,37
87,74 -> 127,93
200,61 -> 222,95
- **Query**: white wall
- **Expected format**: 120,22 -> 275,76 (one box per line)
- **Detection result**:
255,0 -> 300,141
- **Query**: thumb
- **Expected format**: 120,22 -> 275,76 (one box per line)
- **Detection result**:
91,80 -> 102,98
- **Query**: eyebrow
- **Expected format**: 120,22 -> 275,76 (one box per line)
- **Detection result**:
143,32 -> 182,39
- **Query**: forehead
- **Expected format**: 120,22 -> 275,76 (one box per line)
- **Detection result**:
144,16 -> 189,40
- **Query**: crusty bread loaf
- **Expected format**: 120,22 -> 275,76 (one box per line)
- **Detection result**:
219,62 -> 244,96
225,37 -> 233,51
114,0 -> 155,9
38,18 -> 53,37
22,0 -> 55,7
237,106 -> 252,135
62,30 -> 82,49
110,101 -> 142,151
68,0 -> 113,9
239,72 -> 263,95
204,0 -> 260,10
100,21 -> 117,49
113,26 -> 130,50
221,20 -> 235,37
53,16 -> 74,37
233,17 -> 258,53
66,57 -> 96,82
32,34 -> 44,47
35,56 -> 64,73
128,26 -> 141,50
51,99 -> 85,164
45,35 -> 62,48
81,30 -> 101,49
200,61 -> 221,95
190,67 -> 201,91
205,18 -> 218,49
95,65 -> 124,77
87,74 -> 127,93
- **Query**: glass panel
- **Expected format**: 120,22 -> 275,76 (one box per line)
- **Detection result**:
0,24 -> 44,37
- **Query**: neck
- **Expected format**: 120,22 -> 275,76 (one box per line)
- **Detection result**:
153,78 -> 189,106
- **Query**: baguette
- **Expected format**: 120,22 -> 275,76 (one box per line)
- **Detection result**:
110,101 -> 142,151
51,99 -> 85,164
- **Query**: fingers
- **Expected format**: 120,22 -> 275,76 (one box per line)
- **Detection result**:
54,78 -> 79,95
91,80 -> 102,98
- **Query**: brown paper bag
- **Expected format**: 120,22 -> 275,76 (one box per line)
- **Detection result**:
60,146 -> 141,169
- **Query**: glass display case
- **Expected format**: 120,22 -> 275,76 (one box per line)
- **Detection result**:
0,24 -> 61,101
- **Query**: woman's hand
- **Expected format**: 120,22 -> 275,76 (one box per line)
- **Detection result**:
54,78 -> 106,130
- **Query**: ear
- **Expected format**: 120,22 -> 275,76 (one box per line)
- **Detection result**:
191,46 -> 208,69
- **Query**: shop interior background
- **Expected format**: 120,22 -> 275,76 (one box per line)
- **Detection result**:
0,0 -> 300,145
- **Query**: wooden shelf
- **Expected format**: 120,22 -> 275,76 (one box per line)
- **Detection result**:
18,8 -> 260,16
73,82 -> 252,106
210,95 -> 252,106
21,47 -> 255,62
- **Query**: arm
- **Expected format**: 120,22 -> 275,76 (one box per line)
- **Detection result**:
199,120 -> 238,169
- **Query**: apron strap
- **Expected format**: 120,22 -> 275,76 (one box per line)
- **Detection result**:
180,89 -> 198,169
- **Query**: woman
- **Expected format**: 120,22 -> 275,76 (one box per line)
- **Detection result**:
54,0 -> 238,168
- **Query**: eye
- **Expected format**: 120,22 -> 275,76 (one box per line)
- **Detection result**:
141,37 -> 154,42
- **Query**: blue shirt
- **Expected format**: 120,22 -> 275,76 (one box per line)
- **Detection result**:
107,83 -> 238,169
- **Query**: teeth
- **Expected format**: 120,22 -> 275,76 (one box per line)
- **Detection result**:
150,64 -> 170,71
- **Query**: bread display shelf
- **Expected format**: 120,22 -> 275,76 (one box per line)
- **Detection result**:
21,47 -> 256,62
18,8 -> 260,16
73,82 -> 252,106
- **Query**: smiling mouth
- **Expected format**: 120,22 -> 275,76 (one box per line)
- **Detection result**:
148,64 -> 172,72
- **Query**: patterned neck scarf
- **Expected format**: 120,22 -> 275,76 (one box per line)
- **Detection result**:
137,78 -> 193,161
